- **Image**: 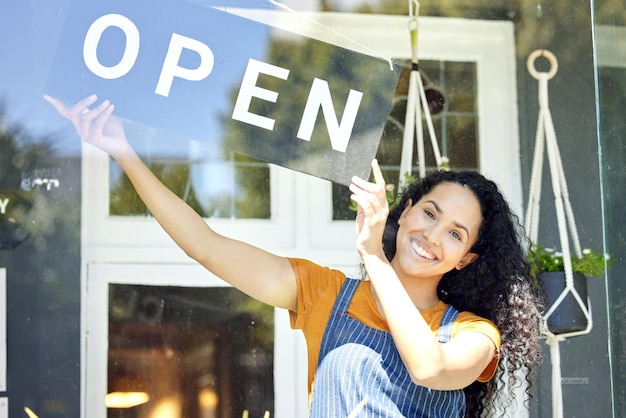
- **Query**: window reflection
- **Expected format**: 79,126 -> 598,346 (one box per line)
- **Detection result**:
332,60 -> 478,220
109,149 -> 271,219
108,284 -> 274,418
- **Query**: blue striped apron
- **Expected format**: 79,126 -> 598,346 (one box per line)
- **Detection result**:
310,277 -> 466,417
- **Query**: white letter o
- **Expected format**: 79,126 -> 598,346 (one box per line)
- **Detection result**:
83,14 -> 140,79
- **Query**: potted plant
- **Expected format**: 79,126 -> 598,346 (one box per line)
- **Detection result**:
527,245 -> 610,335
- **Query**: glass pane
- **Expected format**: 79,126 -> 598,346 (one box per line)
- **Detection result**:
108,284 -> 274,418
109,143 -> 271,219
445,114 -> 478,170
1,1 -> 609,417
332,60 -> 479,220
597,64 -> 626,413
443,62 -> 477,113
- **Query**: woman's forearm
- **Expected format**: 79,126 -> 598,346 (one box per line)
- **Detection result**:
112,149 -> 298,310
113,150 -> 216,260
362,254 -> 447,384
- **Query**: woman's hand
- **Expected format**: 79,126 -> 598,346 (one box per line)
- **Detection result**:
44,94 -> 131,158
349,159 -> 389,257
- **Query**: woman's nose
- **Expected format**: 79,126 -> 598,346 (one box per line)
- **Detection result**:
423,224 -> 442,246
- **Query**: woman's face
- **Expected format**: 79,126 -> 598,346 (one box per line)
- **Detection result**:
392,182 -> 482,281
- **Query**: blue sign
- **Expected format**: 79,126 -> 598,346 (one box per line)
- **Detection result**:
46,0 -> 399,185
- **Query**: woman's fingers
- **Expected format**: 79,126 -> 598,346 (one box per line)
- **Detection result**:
68,94 -> 98,120
80,99 -> 111,128
43,94 -> 104,134
349,190 -> 371,213
43,95 -> 71,119
350,160 -> 388,208
44,94 -> 119,147
351,160 -> 386,192
371,159 -> 386,187
44,94 -> 130,158
93,102 -> 115,132
75,101 -> 105,145
351,161 -> 389,255
349,159 -> 389,225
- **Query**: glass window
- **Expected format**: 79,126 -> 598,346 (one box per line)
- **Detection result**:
597,63 -> 626,414
109,140 -> 271,220
107,284 -> 274,418
5,2 -> 573,417
332,60 -> 479,221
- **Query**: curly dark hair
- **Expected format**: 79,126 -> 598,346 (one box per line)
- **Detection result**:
382,170 -> 543,418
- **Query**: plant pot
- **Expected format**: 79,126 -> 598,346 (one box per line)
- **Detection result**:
539,271 -> 589,334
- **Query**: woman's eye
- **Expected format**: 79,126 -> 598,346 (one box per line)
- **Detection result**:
424,210 -> 435,219
450,231 -> 462,241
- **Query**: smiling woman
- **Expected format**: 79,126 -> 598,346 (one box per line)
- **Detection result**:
395,183 -> 482,273
377,169 -> 543,416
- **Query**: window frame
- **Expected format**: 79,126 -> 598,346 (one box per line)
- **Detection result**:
81,145 -> 296,253
84,262 -> 305,418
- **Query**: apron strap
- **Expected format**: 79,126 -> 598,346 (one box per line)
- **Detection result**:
331,277 -> 361,314
437,305 -> 460,343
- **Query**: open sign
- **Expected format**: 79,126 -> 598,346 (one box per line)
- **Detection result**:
46,1 -> 399,184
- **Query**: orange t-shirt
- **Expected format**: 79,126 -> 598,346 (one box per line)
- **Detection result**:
288,258 -> 501,391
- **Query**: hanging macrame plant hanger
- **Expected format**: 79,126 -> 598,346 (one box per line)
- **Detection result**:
524,49 -> 592,418
399,0 -> 444,188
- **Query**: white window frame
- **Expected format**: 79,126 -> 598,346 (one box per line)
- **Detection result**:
84,262 -> 306,418
81,145 -> 297,260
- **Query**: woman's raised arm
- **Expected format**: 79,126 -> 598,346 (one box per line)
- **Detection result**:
45,94 -> 297,311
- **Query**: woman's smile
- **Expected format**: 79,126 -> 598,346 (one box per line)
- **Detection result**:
410,239 -> 438,261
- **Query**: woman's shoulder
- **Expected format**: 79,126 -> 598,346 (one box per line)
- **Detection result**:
455,310 -> 498,327
288,258 -> 347,307
452,309 -> 501,383
454,310 -> 501,348
288,258 -> 347,284
421,303 -> 501,347
288,258 -> 347,330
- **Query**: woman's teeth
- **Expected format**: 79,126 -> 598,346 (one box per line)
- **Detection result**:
412,242 -> 436,260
